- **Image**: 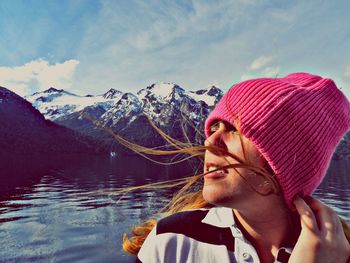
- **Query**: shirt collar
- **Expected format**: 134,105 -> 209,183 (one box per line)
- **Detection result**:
201,207 -> 244,238
201,207 -> 235,228
201,207 -> 294,256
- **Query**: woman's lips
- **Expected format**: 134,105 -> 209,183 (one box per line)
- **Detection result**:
204,171 -> 228,180
204,161 -> 229,180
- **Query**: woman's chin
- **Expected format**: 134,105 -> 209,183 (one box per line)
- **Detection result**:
202,185 -> 234,207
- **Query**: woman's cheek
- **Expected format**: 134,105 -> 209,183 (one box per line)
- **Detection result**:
203,178 -> 240,206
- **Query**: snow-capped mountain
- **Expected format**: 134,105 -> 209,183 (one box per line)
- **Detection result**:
24,83 -> 223,150
101,93 -> 143,127
137,83 -> 204,126
25,83 -> 222,123
25,87 -> 123,120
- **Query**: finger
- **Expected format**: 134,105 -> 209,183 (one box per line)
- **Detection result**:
305,197 -> 339,234
294,196 -> 319,233
304,196 -> 327,213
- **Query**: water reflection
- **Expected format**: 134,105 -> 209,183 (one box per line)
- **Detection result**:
313,159 -> 350,222
0,155 -> 349,262
0,155 -> 194,262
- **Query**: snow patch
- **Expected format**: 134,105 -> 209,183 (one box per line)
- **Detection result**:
188,92 -> 216,106
26,88 -> 123,120
186,86 -> 222,107
151,83 -> 176,97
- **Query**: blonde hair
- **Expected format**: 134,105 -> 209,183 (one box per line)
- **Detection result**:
80,112 -> 350,255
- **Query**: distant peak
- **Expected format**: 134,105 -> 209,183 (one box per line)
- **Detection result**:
192,85 -> 222,96
29,87 -> 78,97
208,85 -> 219,90
207,86 -> 222,96
106,88 -> 117,92
121,92 -> 135,98
147,82 -> 180,89
45,87 -> 63,93
103,88 -> 123,99
146,82 -> 184,96
30,87 -> 64,96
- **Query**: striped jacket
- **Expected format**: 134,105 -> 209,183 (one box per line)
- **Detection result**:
137,207 -> 292,263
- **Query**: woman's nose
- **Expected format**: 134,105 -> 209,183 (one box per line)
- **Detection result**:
205,130 -> 227,150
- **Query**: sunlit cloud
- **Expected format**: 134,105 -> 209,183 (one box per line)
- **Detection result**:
0,59 -> 80,96
345,65 -> 350,77
262,66 -> 280,77
249,56 -> 273,70
242,56 -> 279,83
240,73 -> 256,81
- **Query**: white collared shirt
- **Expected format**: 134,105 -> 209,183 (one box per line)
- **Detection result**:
137,207 -> 292,263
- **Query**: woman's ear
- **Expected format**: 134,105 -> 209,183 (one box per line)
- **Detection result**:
248,171 -> 274,195
257,180 -> 273,195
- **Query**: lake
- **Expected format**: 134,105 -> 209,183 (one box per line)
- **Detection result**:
0,154 -> 349,262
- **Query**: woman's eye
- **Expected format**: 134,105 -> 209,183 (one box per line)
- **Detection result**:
209,122 -> 220,134
220,121 -> 236,133
226,124 -> 237,133
209,121 -> 237,135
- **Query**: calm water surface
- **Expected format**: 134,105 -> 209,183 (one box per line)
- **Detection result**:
0,155 -> 349,263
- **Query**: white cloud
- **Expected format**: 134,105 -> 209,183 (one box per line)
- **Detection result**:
249,56 -> 273,70
345,66 -> 350,77
0,59 -> 79,96
240,73 -> 256,81
240,66 -> 280,82
262,66 -> 280,77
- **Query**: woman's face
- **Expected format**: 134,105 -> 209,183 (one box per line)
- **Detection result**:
203,121 -> 270,209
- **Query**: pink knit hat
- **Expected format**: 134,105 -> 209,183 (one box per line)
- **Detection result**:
205,72 -> 350,208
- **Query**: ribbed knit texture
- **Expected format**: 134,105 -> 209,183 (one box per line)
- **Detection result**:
205,73 -> 350,208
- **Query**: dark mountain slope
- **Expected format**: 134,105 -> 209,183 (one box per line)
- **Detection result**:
0,87 -> 107,155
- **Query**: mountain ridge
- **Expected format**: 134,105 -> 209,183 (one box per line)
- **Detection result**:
23,82 -> 222,153
4,83 -> 350,159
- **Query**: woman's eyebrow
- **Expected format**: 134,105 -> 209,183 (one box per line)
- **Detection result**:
222,121 -> 236,131
210,121 -> 220,129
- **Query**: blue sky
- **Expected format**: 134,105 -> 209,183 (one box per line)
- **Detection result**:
0,0 -> 350,98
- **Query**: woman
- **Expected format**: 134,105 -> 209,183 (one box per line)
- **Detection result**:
124,73 -> 350,263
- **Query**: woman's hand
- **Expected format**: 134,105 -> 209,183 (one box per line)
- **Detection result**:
288,196 -> 350,263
